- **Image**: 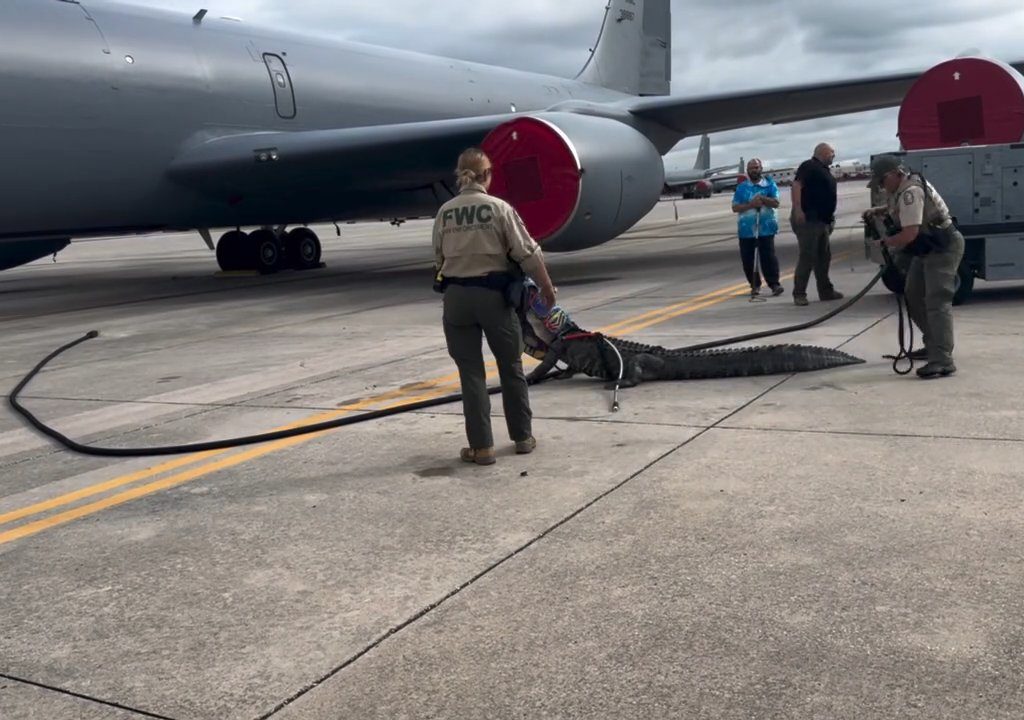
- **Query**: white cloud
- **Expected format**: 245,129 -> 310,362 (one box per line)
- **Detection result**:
127,0 -> 1024,167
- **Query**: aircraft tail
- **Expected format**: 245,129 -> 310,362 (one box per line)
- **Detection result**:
693,135 -> 710,171
576,0 -> 671,96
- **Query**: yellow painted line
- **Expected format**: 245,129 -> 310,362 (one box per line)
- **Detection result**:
0,370 -> 464,530
0,387 -> 462,546
620,269 -> 796,334
0,251 -> 855,543
0,451 -> 221,527
604,250 -> 852,337
597,280 -> 751,336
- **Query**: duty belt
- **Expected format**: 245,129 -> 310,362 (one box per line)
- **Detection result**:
444,272 -> 513,290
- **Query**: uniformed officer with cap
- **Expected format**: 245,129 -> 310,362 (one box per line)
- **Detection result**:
864,154 -> 965,378
432,147 -> 558,465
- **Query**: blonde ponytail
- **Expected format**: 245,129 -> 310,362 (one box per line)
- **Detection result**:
455,148 -> 492,190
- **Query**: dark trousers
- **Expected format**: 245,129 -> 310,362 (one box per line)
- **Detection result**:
790,216 -> 836,298
895,229 -> 966,364
442,284 -> 533,449
739,234 -> 781,289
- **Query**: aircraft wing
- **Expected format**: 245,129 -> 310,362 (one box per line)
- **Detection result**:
627,61 -> 1024,136
167,113 -> 515,197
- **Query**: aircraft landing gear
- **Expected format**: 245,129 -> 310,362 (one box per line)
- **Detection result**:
215,230 -> 250,272
214,227 -> 323,274
284,227 -> 322,271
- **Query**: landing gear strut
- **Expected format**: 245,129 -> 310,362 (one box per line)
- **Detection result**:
214,227 -> 323,274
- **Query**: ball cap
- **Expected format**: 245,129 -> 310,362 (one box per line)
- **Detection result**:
867,154 -> 903,190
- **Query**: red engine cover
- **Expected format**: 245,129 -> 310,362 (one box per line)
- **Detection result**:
898,57 -> 1024,151
481,117 -> 581,242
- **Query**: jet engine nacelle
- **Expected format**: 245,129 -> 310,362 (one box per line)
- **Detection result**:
481,113 -> 665,252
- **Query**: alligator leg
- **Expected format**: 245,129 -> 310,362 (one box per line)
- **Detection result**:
605,355 -> 651,389
526,350 -> 562,383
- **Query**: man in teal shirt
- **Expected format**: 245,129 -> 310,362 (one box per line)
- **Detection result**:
732,158 -> 783,297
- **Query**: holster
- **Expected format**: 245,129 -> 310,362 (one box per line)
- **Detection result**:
432,270 -> 447,293
908,223 -> 954,256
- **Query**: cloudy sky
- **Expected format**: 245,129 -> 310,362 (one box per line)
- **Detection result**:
135,0 -> 1023,168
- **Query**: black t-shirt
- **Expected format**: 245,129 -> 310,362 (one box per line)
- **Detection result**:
794,158 -> 837,223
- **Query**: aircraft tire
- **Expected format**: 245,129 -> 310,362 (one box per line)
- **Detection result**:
216,230 -> 249,272
251,229 -> 282,274
286,228 -> 322,270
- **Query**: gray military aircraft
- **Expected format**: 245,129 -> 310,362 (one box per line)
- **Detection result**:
2,0 -> 1022,274
662,135 -> 740,198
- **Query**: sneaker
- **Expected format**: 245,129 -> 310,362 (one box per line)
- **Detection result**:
793,294 -> 809,306
770,284 -> 785,296
515,436 -> 537,454
916,361 -> 956,379
750,286 -> 761,297
460,447 -> 496,465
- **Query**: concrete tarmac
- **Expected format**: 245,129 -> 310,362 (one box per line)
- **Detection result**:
2,184 -> 1022,719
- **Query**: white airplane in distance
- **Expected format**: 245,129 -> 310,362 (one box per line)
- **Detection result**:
764,159 -> 871,186
830,159 -> 871,179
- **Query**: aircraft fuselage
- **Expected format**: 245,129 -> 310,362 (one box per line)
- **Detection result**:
0,0 -> 627,243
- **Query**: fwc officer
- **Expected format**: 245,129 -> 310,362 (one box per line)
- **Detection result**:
865,155 -> 965,378
432,147 -> 558,465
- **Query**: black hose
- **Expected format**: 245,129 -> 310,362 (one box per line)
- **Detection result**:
7,330 -> 526,458
672,266 -> 885,353
8,261 -> 894,458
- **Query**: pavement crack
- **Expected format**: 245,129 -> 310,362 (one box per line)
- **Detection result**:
0,672 -> 178,720
256,375 -> 795,719
716,424 -> 1024,444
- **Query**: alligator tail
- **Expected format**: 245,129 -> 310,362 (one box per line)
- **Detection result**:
657,343 -> 864,380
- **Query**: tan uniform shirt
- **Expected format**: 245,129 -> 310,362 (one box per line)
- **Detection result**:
432,183 -> 544,278
887,175 -> 953,230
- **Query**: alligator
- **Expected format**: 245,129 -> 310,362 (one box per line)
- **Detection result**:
514,278 -> 864,388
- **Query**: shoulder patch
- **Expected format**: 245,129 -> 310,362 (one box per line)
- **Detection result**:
903,192 -> 915,206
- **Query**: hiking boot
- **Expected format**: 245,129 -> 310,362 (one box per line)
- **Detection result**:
770,284 -> 785,296
820,290 -> 844,301
916,361 -> 956,379
793,294 -> 809,306
460,447 -> 496,465
515,436 -> 537,454
907,348 -> 928,361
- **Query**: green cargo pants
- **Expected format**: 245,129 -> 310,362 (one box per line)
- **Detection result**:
443,284 -> 533,450
790,216 -> 837,299
895,227 -> 966,364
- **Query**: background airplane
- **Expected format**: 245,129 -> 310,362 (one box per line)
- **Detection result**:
2,0 -> 1022,274
661,135 -> 739,198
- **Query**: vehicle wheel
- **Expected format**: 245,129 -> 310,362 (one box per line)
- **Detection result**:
952,261 -> 974,306
285,228 -> 322,270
